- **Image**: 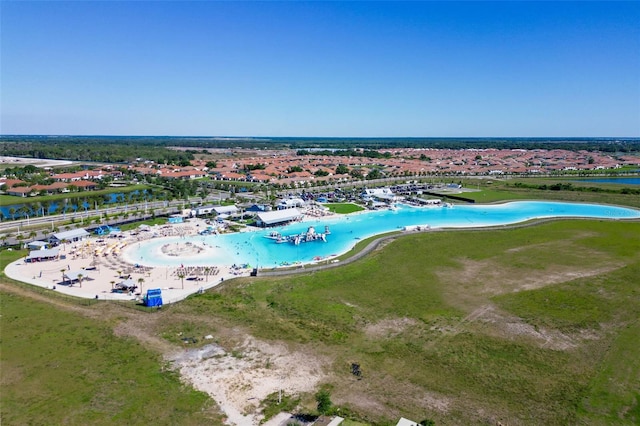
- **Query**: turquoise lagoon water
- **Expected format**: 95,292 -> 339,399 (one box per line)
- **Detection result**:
129,201 -> 640,269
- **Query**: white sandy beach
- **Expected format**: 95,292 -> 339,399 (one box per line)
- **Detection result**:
4,218 -> 253,304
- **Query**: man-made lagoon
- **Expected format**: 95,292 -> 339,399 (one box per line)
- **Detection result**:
126,201 -> 640,269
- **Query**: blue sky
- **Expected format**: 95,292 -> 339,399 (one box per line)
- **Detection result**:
1,1 -> 639,137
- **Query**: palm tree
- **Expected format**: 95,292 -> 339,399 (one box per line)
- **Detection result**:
60,269 -> 66,284
44,200 -> 54,216
137,277 -> 145,294
32,201 -> 43,217
110,280 -> 116,290
204,267 -> 211,282
17,205 -> 31,220
77,273 -> 84,288
177,272 -> 186,289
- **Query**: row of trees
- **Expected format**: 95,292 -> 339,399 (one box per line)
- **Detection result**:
1,138 -> 194,164
0,187 -> 170,220
297,149 -> 393,159
5,135 -> 638,157
510,181 -> 640,194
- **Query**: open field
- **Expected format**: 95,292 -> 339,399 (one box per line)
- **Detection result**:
2,212 -> 639,424
458,178 -> 640,208
0,283 -> 224,424
323,203 -> 366,214
161,219 -> 639,425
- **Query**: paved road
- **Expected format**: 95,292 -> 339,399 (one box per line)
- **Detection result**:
0,194 -> 235,247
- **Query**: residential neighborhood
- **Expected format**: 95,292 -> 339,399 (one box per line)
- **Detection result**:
2,146 -> 638,199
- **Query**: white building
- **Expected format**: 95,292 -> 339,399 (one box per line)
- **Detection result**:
256,208 -> 303,227
213,205 -> 239,215
49,228 -> 90,245
362,188 -> 400,203
277,198 -> 305,210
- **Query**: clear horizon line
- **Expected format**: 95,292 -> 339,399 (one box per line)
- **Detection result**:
1,134 -> 639,140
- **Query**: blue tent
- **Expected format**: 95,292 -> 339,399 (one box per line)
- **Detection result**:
143,288 -> 163,307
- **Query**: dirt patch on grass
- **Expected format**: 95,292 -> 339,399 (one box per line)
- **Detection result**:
512,265 -> 622,292
168,336 -> 328,426
363,317 -> 419,339
470,304 -> 584,350
424,303 -> 599,351
504,232 -> 600,254
112,317 -> 178,355
437,256 -> 622,298
335,372 -> 451,419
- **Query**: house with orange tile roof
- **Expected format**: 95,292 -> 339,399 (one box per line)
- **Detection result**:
5,186 -> 33,197
0,178 -> 26,189
162,170 -> 207,180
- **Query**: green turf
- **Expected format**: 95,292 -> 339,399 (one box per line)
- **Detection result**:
323,203 -> 366,214
0,292 -> 222,426
3,203 -> 640,424
170,219 -> 640,424
457,178 -> 640,208
577,319 -> 640,425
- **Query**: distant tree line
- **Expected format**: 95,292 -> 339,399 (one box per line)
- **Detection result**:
510,181 -> 640,195
0,137 -> 194,164
2,135 -> 638,154
296,149 -> 393,158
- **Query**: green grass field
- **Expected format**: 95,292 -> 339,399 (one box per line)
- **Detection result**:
323,203 -> 366,214
457,178 -> 640,208
2,189 -> 639,424
166,219 -> 640,424
0,294 -> 223,425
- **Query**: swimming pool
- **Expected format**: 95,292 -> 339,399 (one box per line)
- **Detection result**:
124,201 -> 640,268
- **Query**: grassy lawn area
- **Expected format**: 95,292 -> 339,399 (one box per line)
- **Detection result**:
166,219 -> 640,424
457,178 -> 640,208
323,203 -> 365,214
456,188 -> 532,203
2,193 -> 639,424
0,294 -> 222,425
117,217 -> 168,231
0,248 -> 222,425
577,319 -> 640,425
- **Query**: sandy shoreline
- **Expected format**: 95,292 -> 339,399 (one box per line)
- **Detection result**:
3,204 -> 348,302
4,218 -> 253,304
